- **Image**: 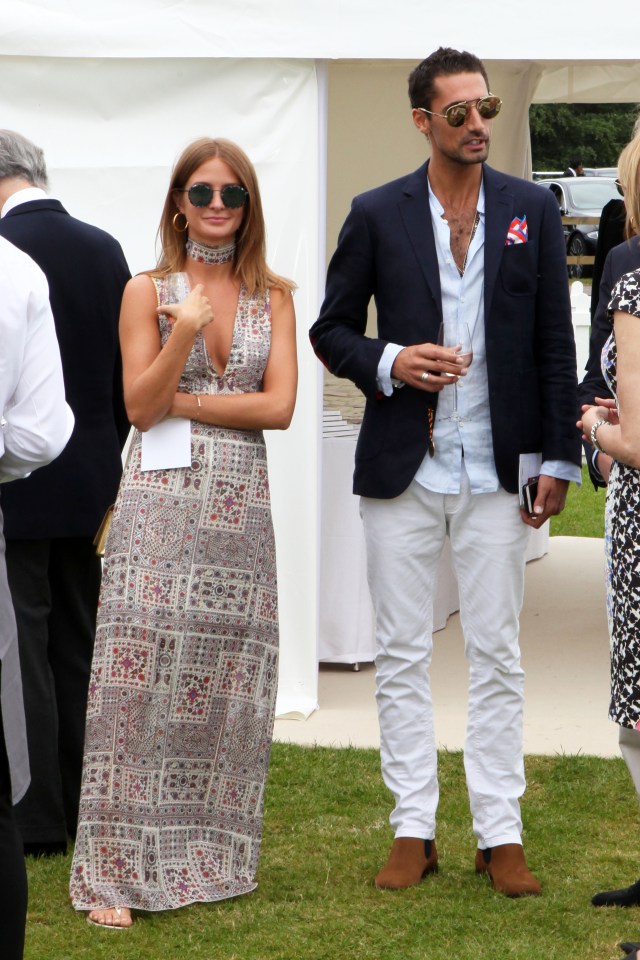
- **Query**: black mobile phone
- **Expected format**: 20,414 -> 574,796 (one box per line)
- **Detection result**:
523,478 -> 539,514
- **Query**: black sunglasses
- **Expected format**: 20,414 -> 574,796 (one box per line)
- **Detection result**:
616,178 -> 625,198
182,182 -> 249,209
419,95 -> 502,128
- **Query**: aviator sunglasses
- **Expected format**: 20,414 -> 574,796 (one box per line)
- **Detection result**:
181,182 -> 249,208
418,95 -> 502,128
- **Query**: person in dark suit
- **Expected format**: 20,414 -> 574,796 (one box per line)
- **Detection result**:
0,130 -> 131,855
0,234 -> 73,959
590,197 -> 626,322
590,120 -> 640,320
564,157 -> 584,177
310,47 -> 580,897
579,233 -> 640,489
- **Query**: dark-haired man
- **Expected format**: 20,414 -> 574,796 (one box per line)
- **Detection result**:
564,157 -> 585,177
310,47 -> 580,896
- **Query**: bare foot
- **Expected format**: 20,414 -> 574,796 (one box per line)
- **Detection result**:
86,906 -> 132,928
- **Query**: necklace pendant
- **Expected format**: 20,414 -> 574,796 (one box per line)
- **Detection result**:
460,209 -> 480,277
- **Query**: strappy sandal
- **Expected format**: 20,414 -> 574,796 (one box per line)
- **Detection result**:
619,944 -> 640,959
86,906 -> 132,929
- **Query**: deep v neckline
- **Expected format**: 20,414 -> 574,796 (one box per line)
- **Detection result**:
199,284 -> 244,379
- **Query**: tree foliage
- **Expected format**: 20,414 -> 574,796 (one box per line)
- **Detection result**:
530,102 -> 639,170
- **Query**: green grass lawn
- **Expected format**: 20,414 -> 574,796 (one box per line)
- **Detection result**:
550,464 -> 606,538
25,745 -> 639,960
22,468 -> 612,958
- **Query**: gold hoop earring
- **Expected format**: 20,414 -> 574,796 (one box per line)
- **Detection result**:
172,212 -> 188,233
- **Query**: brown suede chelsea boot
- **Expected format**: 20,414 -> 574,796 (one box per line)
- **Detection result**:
375,837 -> 438,890
475,843 -> 541,897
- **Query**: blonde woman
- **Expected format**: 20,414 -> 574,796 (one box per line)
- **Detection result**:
579,134 -> 640,931
70,138 -> 297,928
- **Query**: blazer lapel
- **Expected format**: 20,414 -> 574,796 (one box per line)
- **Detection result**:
396,164 -> 516,331
483,165 -> 514,321
398,163 -> 443,325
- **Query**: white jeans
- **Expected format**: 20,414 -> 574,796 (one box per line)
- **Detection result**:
360,472 -> 531,848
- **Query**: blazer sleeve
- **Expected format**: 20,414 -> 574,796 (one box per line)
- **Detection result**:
309,197 -> 390,398
578,250 -> 616,488
589,199 -> 625,321
530,189 -> 582,469
110,246 -> 132,448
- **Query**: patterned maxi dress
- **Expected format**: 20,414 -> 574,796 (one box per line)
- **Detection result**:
70,274 -> 279,911
603,269 -> 640,729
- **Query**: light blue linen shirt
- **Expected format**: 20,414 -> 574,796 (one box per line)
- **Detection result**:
376,179 -> 580,494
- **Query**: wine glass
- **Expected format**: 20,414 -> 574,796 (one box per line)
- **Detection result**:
436,321 -> 473,422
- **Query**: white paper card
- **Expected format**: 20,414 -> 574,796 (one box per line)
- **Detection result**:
518,452 -> 542,507
141,418 -> 192,471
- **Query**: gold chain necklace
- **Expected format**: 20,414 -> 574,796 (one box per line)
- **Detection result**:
459,210 -> 480,276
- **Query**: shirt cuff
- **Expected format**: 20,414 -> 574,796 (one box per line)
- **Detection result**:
541,459 -> 582,486
376,343 -> 404,397
590,448 -> 604,481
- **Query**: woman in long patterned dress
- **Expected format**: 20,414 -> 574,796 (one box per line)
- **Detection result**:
578,135 -> 640,952
70,138 -> 297,928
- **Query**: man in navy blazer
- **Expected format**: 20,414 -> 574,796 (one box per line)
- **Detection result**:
0,130 -> 130,855
311,48 -> 581,897
579,234 -> 640,488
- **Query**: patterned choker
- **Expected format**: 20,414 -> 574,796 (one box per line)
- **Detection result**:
185,238 -> 236,265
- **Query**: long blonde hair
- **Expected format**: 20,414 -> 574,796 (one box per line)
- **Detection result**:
150,137 -> 294,295
618,133 -> 640,240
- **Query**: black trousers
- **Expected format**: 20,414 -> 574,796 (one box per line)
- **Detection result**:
6,538 -> 101,844
0,665 -> 28,960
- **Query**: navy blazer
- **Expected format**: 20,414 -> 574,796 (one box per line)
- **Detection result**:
578,234 -> 640,488
310,162 -> 581,499
0,199 -> 131,538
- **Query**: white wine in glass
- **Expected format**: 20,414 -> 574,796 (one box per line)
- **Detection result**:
436,321 -> 473,422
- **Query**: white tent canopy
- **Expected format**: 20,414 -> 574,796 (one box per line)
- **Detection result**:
2,0 -> 637,718
1,0 -> 639,60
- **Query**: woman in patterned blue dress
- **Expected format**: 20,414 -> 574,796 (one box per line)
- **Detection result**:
70,138 -> 297,928
579,135 -> 640,947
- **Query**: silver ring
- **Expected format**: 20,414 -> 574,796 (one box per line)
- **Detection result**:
420,371 -> 430,382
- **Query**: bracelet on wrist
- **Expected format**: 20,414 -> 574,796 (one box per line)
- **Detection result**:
590,418 -> 609,454
194,395 -> 202,421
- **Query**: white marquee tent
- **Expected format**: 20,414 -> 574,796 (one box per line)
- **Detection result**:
2,0 -> 638,718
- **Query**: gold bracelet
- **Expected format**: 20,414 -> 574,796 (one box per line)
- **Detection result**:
195,395 -> 202,421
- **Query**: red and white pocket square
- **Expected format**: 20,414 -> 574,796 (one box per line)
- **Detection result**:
506,216 -> 528,245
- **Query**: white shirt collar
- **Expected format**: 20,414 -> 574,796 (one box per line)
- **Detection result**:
1,187 -> 49,218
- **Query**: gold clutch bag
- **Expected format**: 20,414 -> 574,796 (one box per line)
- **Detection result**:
93,505 -> 114,557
